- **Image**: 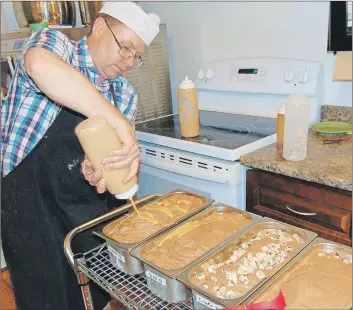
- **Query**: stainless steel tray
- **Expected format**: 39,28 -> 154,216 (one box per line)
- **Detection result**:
243,237 -> 352,308
94,190 -> 214,275
130,203 -> 261,303
176,217 -> 317,309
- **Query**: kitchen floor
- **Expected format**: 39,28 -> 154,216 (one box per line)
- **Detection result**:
1,268 -> 16,310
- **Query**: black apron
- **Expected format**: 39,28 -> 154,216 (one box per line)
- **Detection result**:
1,107 -> 126,310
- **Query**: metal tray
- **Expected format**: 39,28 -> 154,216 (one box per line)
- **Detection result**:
243,237 -> 352,308
130,203 -> 261,303
94,190 -> 213,275
176,217 -> 317,309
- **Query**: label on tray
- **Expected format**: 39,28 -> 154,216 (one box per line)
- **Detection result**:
195,294 -> 223,310
107,245 -> 126,266
145,270 -> 167,286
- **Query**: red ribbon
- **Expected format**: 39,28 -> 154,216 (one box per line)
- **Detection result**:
223,290 -> 286,310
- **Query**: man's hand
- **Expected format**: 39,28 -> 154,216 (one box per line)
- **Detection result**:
81,157 -> 107,194
102,116 -> 140,184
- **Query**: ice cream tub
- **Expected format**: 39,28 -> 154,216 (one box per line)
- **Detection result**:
94,190 -> 213,275
242,237 -> 352,310
130,203 -> 261,303
176,218 -> 317,309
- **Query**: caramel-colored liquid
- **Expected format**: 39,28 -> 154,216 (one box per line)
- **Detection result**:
130,198 -> 141,217
276,112 -> 284,151
75,116 -> 137,195
178,88 -> 200,138
129,198 -> 158,224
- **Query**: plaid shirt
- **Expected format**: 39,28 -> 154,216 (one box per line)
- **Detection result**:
1,29 -> 137,177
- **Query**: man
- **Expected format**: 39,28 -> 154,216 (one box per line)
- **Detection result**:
1,2 -> 160,309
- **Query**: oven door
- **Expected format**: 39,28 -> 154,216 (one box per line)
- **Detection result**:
137,163 -> 247,210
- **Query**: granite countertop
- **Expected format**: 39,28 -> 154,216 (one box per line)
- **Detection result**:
240,132 -> 352,191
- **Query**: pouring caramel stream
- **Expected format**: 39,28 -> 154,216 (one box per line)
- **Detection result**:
130,198 -> 159,224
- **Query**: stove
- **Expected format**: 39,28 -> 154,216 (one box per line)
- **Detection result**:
136,111 -> 277,160
136,57 -> 324,209
137,111 -> 276,148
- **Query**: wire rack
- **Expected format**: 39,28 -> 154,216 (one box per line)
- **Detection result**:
76,244 -> 194,310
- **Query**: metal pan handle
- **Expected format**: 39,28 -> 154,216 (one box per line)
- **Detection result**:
64,194 -> 161,270
286,204 -> 316,216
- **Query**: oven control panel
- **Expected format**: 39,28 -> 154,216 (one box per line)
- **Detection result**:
196,57 -> 323,96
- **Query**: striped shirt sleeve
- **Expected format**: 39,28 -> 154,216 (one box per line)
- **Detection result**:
19,29 -> 71,92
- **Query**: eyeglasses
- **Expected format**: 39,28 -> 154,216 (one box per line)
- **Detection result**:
104,19 -> 143,67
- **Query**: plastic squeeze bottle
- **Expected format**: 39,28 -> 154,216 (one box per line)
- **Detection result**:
283,95 -> 310,161
177,76 -> 200,138
75,116 -> 138,200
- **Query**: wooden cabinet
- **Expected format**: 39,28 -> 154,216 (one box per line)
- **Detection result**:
246,169 -> 352,246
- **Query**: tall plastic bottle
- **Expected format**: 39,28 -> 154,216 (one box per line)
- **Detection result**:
177,76 -> 200,138
283,95 -> 310,161
75,116 -> 138,199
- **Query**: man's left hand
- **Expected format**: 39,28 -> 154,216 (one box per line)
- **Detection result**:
81,156 -> 107,194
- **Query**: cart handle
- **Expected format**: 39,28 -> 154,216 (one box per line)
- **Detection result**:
63,194 -> 161,270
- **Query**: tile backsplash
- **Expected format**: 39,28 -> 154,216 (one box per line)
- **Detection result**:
321,105 -> 352,123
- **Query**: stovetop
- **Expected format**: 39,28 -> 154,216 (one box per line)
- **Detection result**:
135,111 -> 277,150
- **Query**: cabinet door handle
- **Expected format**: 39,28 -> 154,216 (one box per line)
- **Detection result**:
286,205 -> 316,216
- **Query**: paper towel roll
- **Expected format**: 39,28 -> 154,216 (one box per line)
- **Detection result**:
333,51 -> 352,81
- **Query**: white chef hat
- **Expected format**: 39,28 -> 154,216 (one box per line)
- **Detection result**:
99,1 -> 160,46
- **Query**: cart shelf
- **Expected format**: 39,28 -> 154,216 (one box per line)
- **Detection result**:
77,244 -> 194,310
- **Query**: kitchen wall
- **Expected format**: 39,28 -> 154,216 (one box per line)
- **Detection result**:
2,2 -> 352,111
140,2 -> 352,111
1,2 -> 9,34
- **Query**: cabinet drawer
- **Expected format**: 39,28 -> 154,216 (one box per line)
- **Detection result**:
259,186 -> 351,234
246,170 -> 352,246
254,205 -> 351,246
247,170 -> 352,212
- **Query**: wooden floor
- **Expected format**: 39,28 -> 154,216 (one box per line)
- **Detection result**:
1,268 -> 16,310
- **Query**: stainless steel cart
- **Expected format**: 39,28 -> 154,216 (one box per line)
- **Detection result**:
63,194 -> 194,310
